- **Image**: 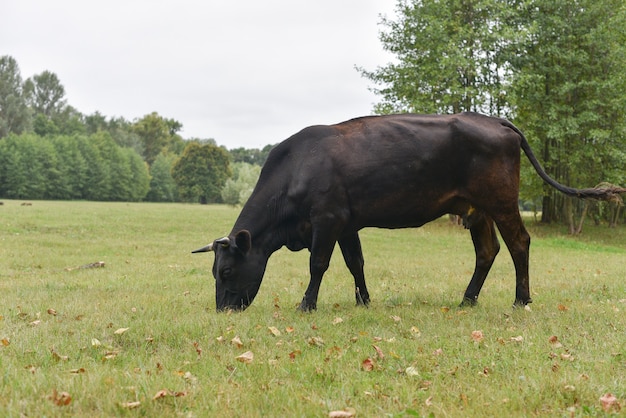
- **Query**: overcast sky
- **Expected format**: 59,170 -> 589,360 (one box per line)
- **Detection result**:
3,1 -> 397,148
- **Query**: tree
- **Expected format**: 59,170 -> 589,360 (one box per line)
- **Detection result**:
85,113 -> 144,156
221,162 -> 262,205
510,0 -> 626,226
171,142 -> 231,204
0,56 -> 31,137
229,145 -> 274,166
24,71 -> 67,117
359,0 -> 514,115
146,151 -> 178,202
133,112 -> 183,166
0,134 -> 59,199
23,70 -> 86,136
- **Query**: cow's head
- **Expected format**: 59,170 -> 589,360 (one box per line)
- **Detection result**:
192,230 -> 267,311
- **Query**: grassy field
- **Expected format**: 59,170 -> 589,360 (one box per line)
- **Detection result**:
0,200 -> 625,417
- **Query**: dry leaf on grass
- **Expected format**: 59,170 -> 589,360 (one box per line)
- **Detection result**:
405,366 -> 420,376
120,401 -> 141,409
231,336 -> 244,348
362,357 -> 375,371
471,330 -> 484,342
600,393 -> 621,413
51,348 -> 68,361
372,345 -> 385,360
236,351 -> 254,364
114,328 -> 129,335
268,326 -> 281,336
308,336 -> 324,347
329,408 -> 356,417
49,389 -> 72,406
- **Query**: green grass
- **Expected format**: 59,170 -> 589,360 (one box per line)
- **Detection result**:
1,200 -> 625,417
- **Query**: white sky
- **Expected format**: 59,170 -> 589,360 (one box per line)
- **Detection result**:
2,0 -> 397,148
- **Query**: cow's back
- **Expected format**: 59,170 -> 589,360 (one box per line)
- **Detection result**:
254,113 -> 522,230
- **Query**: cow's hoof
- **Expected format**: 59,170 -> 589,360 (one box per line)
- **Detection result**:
459,297 -> 478,307
297,299 -> 317,312
513,298 -> 532,307
513,298 -> 533,309
355,293 -> 371,307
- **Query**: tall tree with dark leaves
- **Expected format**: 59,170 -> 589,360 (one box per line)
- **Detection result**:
359,0 -> 514,116
0,56 -> 31,137
510,0 -> 626,226
171,141 -> 232,204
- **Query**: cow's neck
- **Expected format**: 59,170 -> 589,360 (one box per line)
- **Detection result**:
231,190 -> 291,257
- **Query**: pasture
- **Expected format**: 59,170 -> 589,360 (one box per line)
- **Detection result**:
1,200 -> 625,417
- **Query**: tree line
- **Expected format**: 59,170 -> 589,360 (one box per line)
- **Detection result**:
360,0 -> 626,229
0,55 -> 272,204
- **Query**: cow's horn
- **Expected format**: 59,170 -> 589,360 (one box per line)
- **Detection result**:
215,236 -> 231,247
191,243 -> 214,253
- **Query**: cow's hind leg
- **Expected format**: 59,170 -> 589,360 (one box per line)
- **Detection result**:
339,232 -> 370,306
461,213 -> 500,306
492,211 -> 532,307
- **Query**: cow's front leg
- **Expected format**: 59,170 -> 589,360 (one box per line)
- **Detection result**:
299,247 -> 335,311
298,223 -> 339,311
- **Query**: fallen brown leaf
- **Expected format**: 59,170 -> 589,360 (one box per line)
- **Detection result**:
372,345 -> 385,360
49,389 -> 72,406
231,336 -> 244,348
329,408 -> 356,418
362,357 -> 375,371
152,389 -> 169,400
471,330 -> 484,343
308,336 -> 324,347
51,348 -> 69,362
289,350 -> 301,361
236,351 -> 254,364
268,326 -> 281,336
600,393 -> 621,413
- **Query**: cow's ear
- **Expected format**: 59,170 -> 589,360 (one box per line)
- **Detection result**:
234,230 -> 252,255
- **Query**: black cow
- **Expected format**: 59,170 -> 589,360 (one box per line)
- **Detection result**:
193,113 -> 624,311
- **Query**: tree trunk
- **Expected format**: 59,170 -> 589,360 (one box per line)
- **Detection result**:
564,197 -> 575,235
541,195 -> 552,223
575,200 -> 588,235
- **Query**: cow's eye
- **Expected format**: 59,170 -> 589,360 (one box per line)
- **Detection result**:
221,267 -> 233,279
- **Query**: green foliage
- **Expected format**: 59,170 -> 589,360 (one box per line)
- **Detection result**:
0,202 -> 624,416
0,55 -> 31,137
229,144 -> 274,166
146,152 -> 178,202
0,133 -> 150,201
221,162 -> 262,205
171,142 -> 232,204
132,112 -> 184,166
360,0 -> 513,115
510,0 -> 626,223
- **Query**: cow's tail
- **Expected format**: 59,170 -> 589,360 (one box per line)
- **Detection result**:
504,121 -> 626,202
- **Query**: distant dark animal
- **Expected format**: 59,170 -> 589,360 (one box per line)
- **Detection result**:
193,113 -> 625,312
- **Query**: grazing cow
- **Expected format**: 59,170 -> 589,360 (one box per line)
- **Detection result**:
193,113 -> 625,311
